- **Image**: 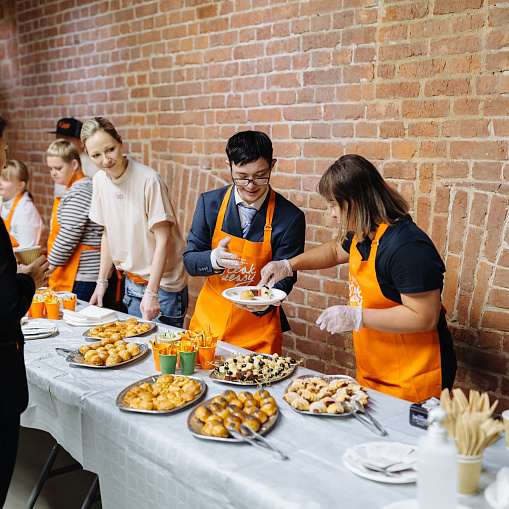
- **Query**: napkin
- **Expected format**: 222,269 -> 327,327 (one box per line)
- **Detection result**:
63,306 -> 117,324
489,468 -> 509,509
347,442 -> 418,474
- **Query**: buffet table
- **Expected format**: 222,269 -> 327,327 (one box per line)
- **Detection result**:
21,306 -> 507,509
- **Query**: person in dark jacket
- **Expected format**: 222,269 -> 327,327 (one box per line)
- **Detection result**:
0,115 -> 49,506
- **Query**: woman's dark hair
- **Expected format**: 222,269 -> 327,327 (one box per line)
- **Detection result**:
318,154 -> 409,241
225,131 -> 273,167
0,116 -> 7,138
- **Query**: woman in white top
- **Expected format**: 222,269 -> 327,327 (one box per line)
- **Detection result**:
82,116 -> 188,326
0,160 -> 44,248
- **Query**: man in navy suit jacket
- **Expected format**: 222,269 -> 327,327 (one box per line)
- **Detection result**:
183,131 -> 305,352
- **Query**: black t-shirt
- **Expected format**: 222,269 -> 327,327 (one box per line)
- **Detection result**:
342,215 -> 456,389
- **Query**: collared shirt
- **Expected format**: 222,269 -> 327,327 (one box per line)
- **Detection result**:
210,186 -> 269,271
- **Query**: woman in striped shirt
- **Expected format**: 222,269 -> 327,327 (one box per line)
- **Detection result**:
46,140 -> 103,301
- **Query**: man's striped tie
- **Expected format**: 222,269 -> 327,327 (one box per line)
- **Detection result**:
238,203 -> 257,238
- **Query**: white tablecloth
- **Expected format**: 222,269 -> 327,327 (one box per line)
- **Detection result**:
21,306 -> 507,509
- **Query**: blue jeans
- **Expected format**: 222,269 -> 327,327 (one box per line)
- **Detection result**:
123,277 -> 188,328
72,281 -> 97,302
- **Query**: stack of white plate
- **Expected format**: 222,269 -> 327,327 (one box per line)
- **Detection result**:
63,305 -> 118,326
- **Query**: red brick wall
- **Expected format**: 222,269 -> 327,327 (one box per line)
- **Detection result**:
1,0 -> 508,409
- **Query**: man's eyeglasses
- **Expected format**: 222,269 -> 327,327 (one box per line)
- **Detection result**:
231,173 -> 271,187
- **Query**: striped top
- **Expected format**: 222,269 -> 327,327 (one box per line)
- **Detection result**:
48,177 -> 103,282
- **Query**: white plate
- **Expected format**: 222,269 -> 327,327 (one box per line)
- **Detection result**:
485,481 -> 507,509
343,442 -> 418,484
23,327 -> 58,340
222,286 -> 286,306
382,500 -> 469,509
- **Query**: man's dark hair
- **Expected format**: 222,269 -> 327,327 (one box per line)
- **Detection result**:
225,131 -> 273,167
0,116 -> 7,138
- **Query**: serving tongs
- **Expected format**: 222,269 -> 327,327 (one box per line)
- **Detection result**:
342,401 -> 388,436
229,424 -> 289,461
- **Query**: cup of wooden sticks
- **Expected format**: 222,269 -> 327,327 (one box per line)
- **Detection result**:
440,388 -> 505,495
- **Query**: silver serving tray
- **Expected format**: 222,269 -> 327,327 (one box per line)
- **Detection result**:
55,343 -> 149,369
187,395 -> 279,442
82,320 -> 156,341
116,375 -> 207,415
209,353 -> 298,386
284,375 -> 363,417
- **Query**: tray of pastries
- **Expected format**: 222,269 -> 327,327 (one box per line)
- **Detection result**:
210,353 -> 300,386
283,375 -> 369,416
83,318 -> 155,341
116,375 -> 207,414
188,389 -> 278,442
56,339 -> 148,368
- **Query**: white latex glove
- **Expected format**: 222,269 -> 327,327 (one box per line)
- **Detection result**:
140,293 -> 160,321
316,305 -> 363,333
233,300 -> 282,313
216,236 -> 242,269
89,280 -> 108,307
258,259 -> 292,288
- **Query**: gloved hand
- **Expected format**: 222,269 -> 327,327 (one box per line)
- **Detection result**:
233,299 -> 282,313
140,292 -> 160,321
258,260 -> 292,288
316,305 -> 363,333
216,237 -> 242,269
89,279 -> 108,307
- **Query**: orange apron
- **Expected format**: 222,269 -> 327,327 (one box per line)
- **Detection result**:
189,186 -> 282,354
47,173 -> 99,292
349,223 -> 442,402
1,193 -> 23,247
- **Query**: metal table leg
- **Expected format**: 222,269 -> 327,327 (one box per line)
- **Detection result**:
80,475 -> 100,509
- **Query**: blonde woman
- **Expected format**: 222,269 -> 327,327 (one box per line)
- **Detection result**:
46,140 -> 103,300
82,117 -> 188,325
260,154 -> 456,402
0,160 -> 44,248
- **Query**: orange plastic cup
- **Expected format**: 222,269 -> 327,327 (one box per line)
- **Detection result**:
62,297 -> 77,311
199,345 -> 216,370
30,301 -> 45,319
152,343 -> 172,371
45,301 -> 60,320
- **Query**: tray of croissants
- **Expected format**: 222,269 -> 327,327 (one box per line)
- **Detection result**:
283,375 -> 369,416
188,389 -> 279,442
117,375 -> 207,414
56,339 -> 149,368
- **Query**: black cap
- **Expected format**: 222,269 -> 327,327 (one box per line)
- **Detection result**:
48,117 -> 83,139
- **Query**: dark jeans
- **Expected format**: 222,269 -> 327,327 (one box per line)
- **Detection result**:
72,280 -> 96,302
123,277 -> 188,328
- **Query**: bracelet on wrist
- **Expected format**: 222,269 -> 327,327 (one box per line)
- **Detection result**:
96,279 -> 109,288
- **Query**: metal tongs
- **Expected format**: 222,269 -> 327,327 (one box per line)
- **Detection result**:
229,424 -> 289,461
342,401 -> 388,436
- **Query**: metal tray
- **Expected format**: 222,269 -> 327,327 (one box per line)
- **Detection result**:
82,320 -> 156,341
187,395 -> 279,442
116,375 -> 207,414
55,343 -> 149,369
209,353 -> 298,386
283,375 -> 363,417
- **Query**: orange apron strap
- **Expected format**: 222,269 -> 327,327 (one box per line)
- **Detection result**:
115,269 -> 122,301
2,193 -> 23,248
125,271 -> 149,285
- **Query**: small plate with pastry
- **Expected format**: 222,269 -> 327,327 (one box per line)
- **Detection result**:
116,375 -> 207,414
222,286 -> 286,307
188,388 -> 279,442
210,352 -> 300,386
55,340 -> 148,368
283,375 -> 369,417
82,318 -> 156,341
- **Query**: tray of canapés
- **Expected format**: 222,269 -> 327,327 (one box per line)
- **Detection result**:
56,338 -> 149,368
283,375 -> 369,416
117,374 -> 207,414
210,352 -> 301,386
188,389 -> 278,441
83,317 -> 155,341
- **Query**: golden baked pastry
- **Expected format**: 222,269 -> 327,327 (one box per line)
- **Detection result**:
88,318 -> 150,340
239,289 -> 255,300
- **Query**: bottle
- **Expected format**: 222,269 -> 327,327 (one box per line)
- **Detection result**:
417,407 -> 458,509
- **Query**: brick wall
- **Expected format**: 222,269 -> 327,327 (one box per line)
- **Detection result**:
1,0 -> 508,410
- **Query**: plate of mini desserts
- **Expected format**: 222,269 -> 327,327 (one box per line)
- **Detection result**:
222,286 -> 287,306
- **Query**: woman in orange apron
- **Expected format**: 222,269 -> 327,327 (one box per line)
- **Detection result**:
260,154 -> 456,402
46,140 -> 102,301
0,160 -> 44,248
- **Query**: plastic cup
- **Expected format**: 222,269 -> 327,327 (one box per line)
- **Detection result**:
30,301 -> 45,319
151,343 -> 172,371
179,350 -> 197,376
198,345 -> 216,370
45,301 -> 60,320
457,453 -> 483,495
159,353 -> 177,375
62,296 -> 77,311
502,410 -> 509,447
